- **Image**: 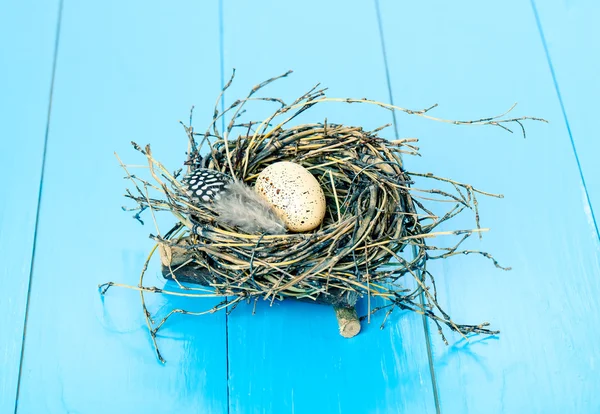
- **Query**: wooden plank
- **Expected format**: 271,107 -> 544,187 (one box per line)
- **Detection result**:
532,0 -> 600,237
222,1 -> 437,413
15,2 -> 228,413
379,1 -> 600,413
0,2 -> 60,413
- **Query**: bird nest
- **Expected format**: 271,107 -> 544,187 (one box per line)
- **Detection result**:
100,71 -> 544,362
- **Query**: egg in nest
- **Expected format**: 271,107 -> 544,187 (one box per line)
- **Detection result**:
255,161 -> 326,232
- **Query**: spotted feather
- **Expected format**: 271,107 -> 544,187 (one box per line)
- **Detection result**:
183,168 -> 233,203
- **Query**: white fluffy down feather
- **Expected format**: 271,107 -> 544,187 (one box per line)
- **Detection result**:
211,181 -> 286,234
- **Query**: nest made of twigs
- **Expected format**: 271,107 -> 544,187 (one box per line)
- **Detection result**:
176,123 -> 423,300
101,70 -> 544,361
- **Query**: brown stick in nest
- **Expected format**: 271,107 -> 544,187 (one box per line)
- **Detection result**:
100,70 -> 546,362
158,237 -> 360,337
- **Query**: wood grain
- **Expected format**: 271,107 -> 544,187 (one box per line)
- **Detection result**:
532,0 -> 600,237
5,1 -> 599,413
379,1 -> 600,412
15,2 -> 228,413
222,1 -> 437,413
0,2 -> 60,413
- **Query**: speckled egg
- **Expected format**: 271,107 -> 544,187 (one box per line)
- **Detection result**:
255,161 -> 326,232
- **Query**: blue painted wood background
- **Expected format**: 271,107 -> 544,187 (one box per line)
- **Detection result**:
1,1 -> 599,413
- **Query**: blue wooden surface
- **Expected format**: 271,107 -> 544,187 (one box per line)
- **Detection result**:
2,1 -> 600,413
532,0 -> 600,237
0,2 -> 60,413
11,2 -> 228,413
222,2 -> 435,413
379,1 -> 600,413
